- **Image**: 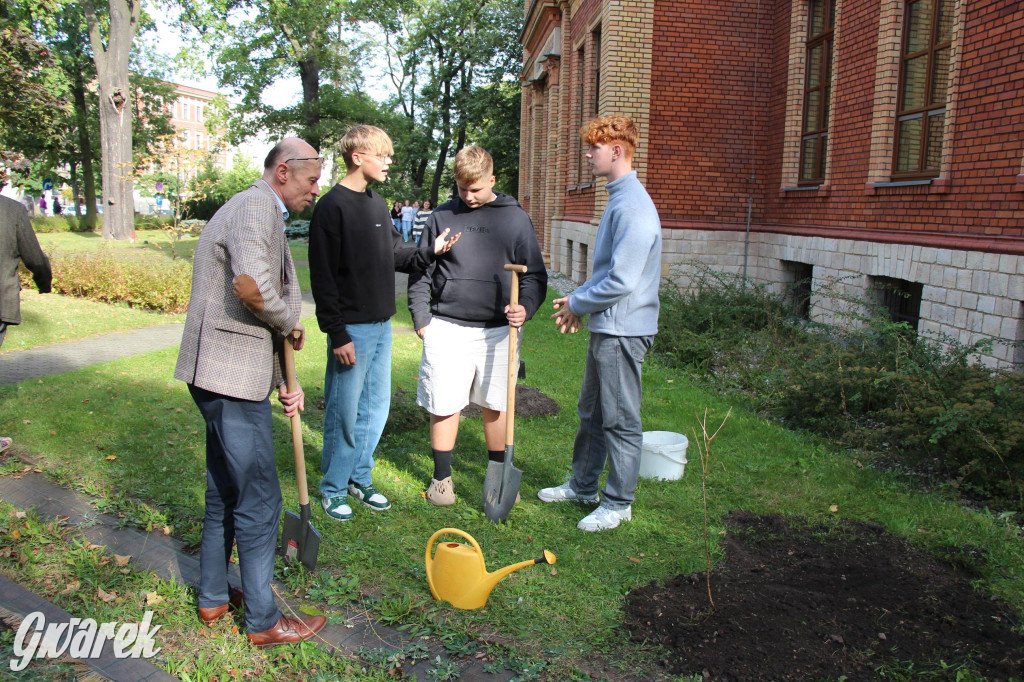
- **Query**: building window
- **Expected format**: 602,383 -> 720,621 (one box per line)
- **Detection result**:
782,260 -> 814,320
591,26 -> 602,114
893,0 -> 952,178
576,45 -> 586,183
871,276 -> 924,332
798,0 -> 835,185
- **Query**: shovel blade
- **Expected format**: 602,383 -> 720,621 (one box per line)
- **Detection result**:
482,455 -> 523,524
280,505 -> 322,572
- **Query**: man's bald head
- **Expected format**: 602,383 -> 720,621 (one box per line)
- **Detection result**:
264,138 -> 319,172
262,137 -> 322,214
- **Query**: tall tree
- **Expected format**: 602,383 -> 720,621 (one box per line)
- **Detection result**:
179,0 -> 377,153
84,0 -> 141,239
0,4 -> 68,187
371,0 -> 523,203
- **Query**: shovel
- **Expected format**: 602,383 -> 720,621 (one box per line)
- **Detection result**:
483,264 -> 528,523
279,335 -> 322,571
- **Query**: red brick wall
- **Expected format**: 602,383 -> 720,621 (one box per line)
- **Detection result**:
644,0 -> 1024,250
759,0 -> 1024,246
648,0 -> 774,224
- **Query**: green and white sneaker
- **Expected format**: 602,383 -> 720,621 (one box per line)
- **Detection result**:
348,482 -> 391,511
321,495 -> 353,521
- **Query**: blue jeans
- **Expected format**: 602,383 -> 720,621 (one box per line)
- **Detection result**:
400,219 -> 412,241
319,321 -> 392,499
189,384 -> 282,634
568,333 -> 653,509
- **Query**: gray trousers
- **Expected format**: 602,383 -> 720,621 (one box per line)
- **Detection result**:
569,332 -> 653,509
189,384 -> 283,634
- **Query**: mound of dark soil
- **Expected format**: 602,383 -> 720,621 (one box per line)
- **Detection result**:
462,384 -> 561,418
624,511 -> 1024,681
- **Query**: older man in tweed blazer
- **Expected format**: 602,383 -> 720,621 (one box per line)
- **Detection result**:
175,138 -> 326,647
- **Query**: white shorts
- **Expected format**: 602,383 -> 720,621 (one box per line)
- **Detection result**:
416,317 -> 521,415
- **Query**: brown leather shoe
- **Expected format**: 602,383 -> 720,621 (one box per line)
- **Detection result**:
197,587 -> 245,626
247,614 -> 327,648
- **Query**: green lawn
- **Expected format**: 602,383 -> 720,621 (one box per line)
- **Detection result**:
1,289 -> 1021,679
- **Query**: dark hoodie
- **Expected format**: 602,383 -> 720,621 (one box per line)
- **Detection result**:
407,192 -> 547,330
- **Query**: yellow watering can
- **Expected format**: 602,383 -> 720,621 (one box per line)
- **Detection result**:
425,528 -> 557,610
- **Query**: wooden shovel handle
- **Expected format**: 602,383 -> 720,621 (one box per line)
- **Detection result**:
282,337 -> 309,507
504,264 -> 527,447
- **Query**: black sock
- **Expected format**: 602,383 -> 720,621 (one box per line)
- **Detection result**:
488,449 -> 504,464
433,449 -> 453,480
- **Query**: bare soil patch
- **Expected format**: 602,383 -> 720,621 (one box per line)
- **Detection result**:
624,511 -> 1024,681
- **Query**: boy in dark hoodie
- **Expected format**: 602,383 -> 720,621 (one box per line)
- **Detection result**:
408,146 -> 547,506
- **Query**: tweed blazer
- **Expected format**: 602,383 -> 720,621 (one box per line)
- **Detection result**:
1,195 -> 52,326
175,180 -> 302,401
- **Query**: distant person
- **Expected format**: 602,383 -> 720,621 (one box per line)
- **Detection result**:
1,194 -> 53,456
400,199 -> 418,242
38,195 -> 47,216
412,199 -> 433,244
538,115 -> 663,532
408,146 -> 547,506
308,125 -> 460,522
174,137 -> 326,647
391,201 -> 402,232
52,197 -> 62,216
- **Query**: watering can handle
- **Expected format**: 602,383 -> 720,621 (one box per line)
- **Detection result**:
425,528 -> 484,599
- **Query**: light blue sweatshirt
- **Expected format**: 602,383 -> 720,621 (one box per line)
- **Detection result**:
569,171 -> 662,336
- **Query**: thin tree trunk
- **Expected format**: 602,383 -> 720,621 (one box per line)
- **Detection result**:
429,76 -> 453,203
72,75 -> 98,230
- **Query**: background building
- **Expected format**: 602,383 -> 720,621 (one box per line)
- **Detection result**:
520,0 -> 1024,367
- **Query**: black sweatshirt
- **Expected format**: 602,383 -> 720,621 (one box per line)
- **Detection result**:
407,192 -> 547,331
309,183 -> 434,349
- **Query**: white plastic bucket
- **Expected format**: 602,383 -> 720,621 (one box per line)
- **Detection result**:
638,431 -> 689,480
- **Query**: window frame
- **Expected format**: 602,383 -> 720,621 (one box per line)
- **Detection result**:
892,0 -> 952,180
798,0 -> 835,186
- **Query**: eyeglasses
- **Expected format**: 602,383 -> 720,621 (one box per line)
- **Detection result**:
357,151 -> 392,163
285,156 -> 325,165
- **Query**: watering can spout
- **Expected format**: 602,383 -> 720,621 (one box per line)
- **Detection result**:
425,529 -> 557,610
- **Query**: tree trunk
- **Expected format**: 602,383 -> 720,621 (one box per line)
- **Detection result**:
298,57 -> 321,152
86,0 -> 139,240
429,77 -> 453,203
72,75 -> 98,231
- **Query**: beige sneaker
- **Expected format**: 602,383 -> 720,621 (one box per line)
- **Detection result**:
426,476 -> 456,506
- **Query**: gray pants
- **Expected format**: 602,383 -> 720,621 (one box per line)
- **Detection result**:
569,332 -> 653,509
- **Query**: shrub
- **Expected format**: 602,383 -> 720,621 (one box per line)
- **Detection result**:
21,253 -> 192,313
655,268 -> 1024,512
30,214 -> 96,233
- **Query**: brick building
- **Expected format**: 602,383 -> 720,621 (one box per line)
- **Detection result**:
163,83 -> 230,176
519,0 -> 1024,367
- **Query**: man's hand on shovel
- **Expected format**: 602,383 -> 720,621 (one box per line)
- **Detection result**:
278,326 -> 306,417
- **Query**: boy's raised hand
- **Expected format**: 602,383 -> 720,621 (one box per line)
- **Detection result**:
551,297 -> 581,334
433,227 -> 462,254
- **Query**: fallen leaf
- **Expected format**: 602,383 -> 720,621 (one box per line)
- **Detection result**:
120,568 -> 131,574
97,587 -> 116,603
8,511 -> 26,519
550,568 -> 557,576
86,542 -> 105,550
49,430 -> 56,436
22,419 -> 31,424
114,554 -> 132,566
10,529 -> 21,539
104,455 -> 117,461
162,526 -> 172,535
143,592 -> 164,606
63,580 -> 80,593
628,556 -> 641,563
829,504 -> 839,513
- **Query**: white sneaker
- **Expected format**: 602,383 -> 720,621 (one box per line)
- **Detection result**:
537,482 -> 600,504
577,505 -> 632,532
